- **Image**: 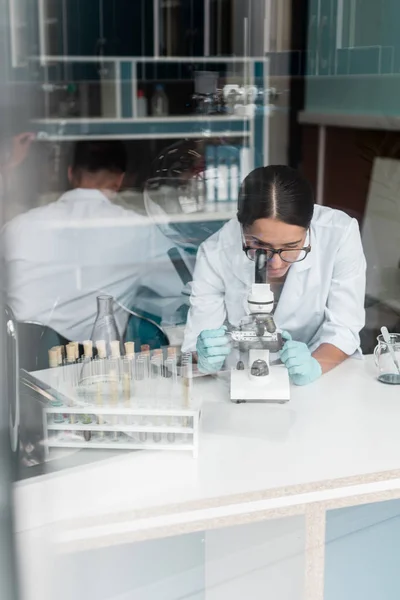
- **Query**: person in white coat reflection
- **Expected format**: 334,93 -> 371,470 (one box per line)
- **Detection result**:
4,141 -> 185,341
182,165 -> 367,385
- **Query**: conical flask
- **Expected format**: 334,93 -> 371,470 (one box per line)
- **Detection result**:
91,295 -> 121,358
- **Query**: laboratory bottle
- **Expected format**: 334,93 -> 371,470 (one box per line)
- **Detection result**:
151,84 -> 169,117
137,89 -> 148,117
230,155 -> 240,202
217,158 -> 229,202
205,145 -> 216,202
91,295 -> 121,359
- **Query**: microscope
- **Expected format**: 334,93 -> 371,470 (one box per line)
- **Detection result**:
230,250 -> 291,404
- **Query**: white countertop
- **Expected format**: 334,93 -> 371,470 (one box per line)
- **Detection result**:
15,356 -> 400,548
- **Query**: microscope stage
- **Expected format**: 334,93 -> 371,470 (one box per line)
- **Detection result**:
230,365 -> 290,403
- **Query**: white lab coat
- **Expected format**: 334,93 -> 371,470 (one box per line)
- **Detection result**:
182,205 -> 367,355
3,188 -> 186,341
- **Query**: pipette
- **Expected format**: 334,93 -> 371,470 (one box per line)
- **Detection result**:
381,327 -> 400,374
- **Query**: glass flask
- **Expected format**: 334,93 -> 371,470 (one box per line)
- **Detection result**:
91,295 -> 121,358
374,333 -> 400,385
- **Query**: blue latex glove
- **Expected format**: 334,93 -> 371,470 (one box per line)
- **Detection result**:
279,331 -> 322,386
196,327 -> 231,374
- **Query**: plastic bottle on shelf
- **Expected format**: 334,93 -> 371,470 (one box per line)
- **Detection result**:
230,154 -> 240,203
137,89 -> 148,117
217,156 -> 229,203
205,145 -> 217,202
151,84 -> 169,117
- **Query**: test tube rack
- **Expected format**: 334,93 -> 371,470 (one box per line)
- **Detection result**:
37,353 -> 200,458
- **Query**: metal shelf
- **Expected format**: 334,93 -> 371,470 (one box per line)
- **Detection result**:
34,116 -> 251,140
48,441 -> 193,451
47,423 -> 194,434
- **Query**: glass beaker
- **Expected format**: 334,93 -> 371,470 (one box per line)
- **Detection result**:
91,295 -> 121,358
374,333 -> 400,385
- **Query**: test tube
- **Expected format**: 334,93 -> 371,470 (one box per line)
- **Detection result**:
65,343 -> 77,424
150,350 -> 163,443
110,340 -> 121,359
108,343 -> 120,440
181,353 -> 193,406
96,339 -> 107,359
135,355 -> 147,442
94,340 -> 106,379
70,341 -> 79,361
122,358 -> 131,407
122,358 -> 132,435
56,345 -> 63,366
164,353 -> 177,443
151,350 -> 163,383
48,347 -> 58,370
124,341 -> 135,358
167,346 -> 177,358
109,369 -> 119,442
66,343 -> 77,379
181,352 -> 193,439
94,340 -> 106,438
96,381 -> 104,440
141,345 -> 151,379
135,355 -> 145,381
124,342 -> 135,380
83,340 -> 93,360
110,341 -> 121,373
48,348 -> 64,424
79,340 -> 93,436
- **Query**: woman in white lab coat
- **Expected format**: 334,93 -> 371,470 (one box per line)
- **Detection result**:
182,165 -> 366,385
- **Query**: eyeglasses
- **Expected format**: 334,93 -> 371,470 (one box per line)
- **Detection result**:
242,228 -> 311,264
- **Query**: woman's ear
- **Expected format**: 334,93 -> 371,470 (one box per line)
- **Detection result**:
67,166 -> 73,185
115,172 -> 125,191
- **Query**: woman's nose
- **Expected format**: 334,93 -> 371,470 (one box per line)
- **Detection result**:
269,253 -> 284,269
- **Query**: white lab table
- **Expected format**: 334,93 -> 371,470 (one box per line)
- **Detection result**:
14,356 -> 400,600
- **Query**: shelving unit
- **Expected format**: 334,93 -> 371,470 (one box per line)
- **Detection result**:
32,55 -> 269,170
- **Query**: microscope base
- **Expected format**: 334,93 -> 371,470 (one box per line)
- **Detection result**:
230,365 -> 290,404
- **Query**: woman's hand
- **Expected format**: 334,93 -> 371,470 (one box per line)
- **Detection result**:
196,327 -> 231,374
279,331 -> 322,386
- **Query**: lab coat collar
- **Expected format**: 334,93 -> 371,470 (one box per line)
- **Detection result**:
59,188 -> 113,204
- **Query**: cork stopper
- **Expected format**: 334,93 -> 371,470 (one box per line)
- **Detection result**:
124,341 -> 135,357
73,342 -> 79,360
57,346 -> 63,365
153,349 -> 162,357
48,348 -> 58,368
83,340 -> 93,359
167,346 -> 177,357
66,343 -> 76,362
110,340 -> 121,358
96,340 -> 106,359
141,344 -> 150,353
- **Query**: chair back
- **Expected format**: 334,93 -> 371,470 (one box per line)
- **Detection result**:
17,321 -> 70,372
124,312 -> 169,350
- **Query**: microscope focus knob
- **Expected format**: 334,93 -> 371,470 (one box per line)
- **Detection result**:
250,359 -> 269,378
